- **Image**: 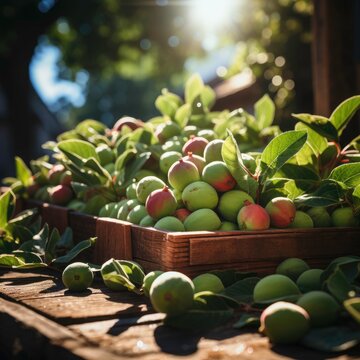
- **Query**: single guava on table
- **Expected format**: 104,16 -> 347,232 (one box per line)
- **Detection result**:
276,258 -> 310,281
62,262 -> 94,291
192,273 -> 225,293
142,270 -> 164,297
150,271 -> 195,315
297,291 -> 341,327
260,301 -> 310,344
296,269 -> 324,293
253,274 -> 301,303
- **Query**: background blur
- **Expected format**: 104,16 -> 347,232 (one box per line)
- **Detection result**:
0,0 -> 358,178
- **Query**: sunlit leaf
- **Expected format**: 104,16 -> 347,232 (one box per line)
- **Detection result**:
254,94 -> 275,129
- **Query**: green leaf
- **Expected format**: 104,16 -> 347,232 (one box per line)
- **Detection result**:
45,228 -> 60,263
56,227 -> 74,250
12,250 -> 43,264
221,277 -> 260,304
58,139 -> 100,162
233,313 -> 260,329
75,119 -> 106,137
330,95 -> 360,136
52,237 -> 96,264
155,94 -> 178,118
121,152 -> 151,189
301,326 -> 360,352
275,163 -> 320,181
292,113 -> 338,141
295,180 -> 342,207
0,254 -> 24,267
115,149 -> 136,171
329,163 -> 360,188
174,103 -> 191,128
344,298 -> 360,324
67,163 -> 102,186
201,85 -> 216,111
295,122 -> 328,157
118,260 -> 145,287
0,190 -> 16,230
19,224 -> 49,255
8,208 -> 38,228
259,130 -> 307,183
15,157 -> 33,186
222,131 -> 258,198
82,158 -> 112,182
185,73 -> 204,104
323,269 -> 355,303
353,185 -> 360,215
254,94 -> 275,129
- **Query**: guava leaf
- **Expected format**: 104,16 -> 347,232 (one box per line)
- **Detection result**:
329,163 -> 360,188
221,277 -> 260,304
12,250 -> 43,264
344,298 -> 360,324
323,269 -> 355,303
67,163 -> 102,186
301,326 -> 360,352
82,158 -> 112,182
292,113 -> 338,141
0,190 -> 16,230
175,103 -> 191,128
102,272 -> 136,291
56,227 -> 74,250
329,95 -> 360,136
353,185 -> 360,215
254,94 -> 275,129
210,270 -> 237,287
45,228 -> 60,263
233,313 -> 260,329
155,94 -> 179,118
19,224 -> 49,255
7,224 -> 34,243
115,149 -> 137,171
295,122 -> 328,156
222,131 -> 258,198
294,181 -> 341,207
118,260 -> 145,287
275,163 -> 320,181
201,85 -> 216,111
15,156 -> 33,186
75,119 -> 107,137
8,208 -> 38,228
259,130 -> 307,183
185,73 -> 204,105
58,139 -> 100,162
52,237 -> 96,264
0,254 -> 24,267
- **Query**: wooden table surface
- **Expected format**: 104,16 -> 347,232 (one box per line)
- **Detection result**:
0,269 -> 359,360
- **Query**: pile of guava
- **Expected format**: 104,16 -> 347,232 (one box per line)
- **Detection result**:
62,254 -> 360,352
3,74 -> 360,231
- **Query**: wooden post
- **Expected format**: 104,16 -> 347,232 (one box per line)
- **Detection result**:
312,0 -> 360,140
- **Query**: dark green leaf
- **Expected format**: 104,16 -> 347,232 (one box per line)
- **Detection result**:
52,237 -> 96,264
329,163 -> 360,188
56,227 -> 74,250
8,224 -> 34,243
8,208 -> 38,228
329,95 -> 360,136
254,94 -> 275,129
353,185 -> 360,215
275,163 -> 320,181
19,224 -> 49,255
221,277 -> 260,304
301,326 -> 360,352
82,158 -> 112,182
121,152 -> 151,189
233,313 -> 260,329
15,156 -> 32,186
295,181 -> 341,207
259,130 -> 307,183
210,270 -> 237,287
45,228 -> 60,263
323,269 -> 355,303
12,250 -> 43,264
292,113 -> 338,141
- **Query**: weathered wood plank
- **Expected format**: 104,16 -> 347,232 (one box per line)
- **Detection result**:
0,297 -> 128,359
0,270 -> 150,325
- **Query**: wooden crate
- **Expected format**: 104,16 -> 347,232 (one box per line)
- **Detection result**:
23,200 -> 360,276
131,225 -> 360,277
24,200 -> 132,264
